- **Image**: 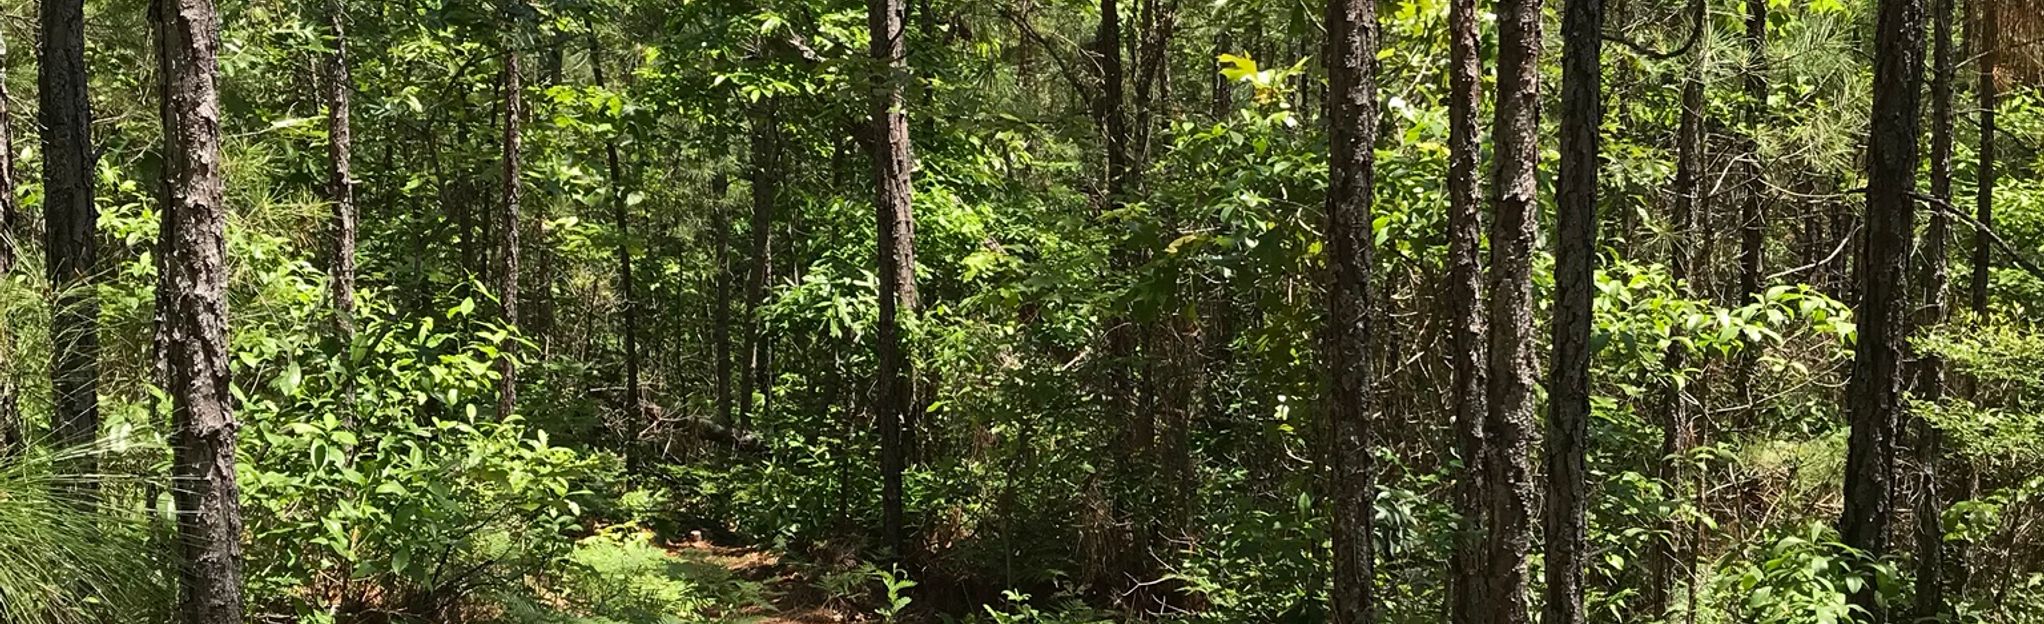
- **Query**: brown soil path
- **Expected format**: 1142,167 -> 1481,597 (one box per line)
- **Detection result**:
672,535 -> 860,624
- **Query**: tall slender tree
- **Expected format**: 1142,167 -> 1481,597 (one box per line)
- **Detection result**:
739,102 -> 779,428
711,174 -> 735,428
1545,0 -> 1602,620
1970,0 -> 1996,314
41,0 -> 101,482
1842,0 -> 1927,619
1323,0 -> 1380,618
1443,0 -> 1489,616
591,34 -> 642,419
1485,0 -> 1543,618
152,0 -> 247,618
496,20 -> 524,420
1737,0 -> 1767,302
1646,1 -> 1707,613
324,0 -> 356,342
871,0 -> 919,561
1911,0 -> 1956,616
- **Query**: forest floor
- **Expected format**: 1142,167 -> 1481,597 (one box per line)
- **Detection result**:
672,535 -> 859,623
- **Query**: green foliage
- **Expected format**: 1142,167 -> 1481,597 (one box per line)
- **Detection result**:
0,446 -> 170,624
238,300 -> 614,617
1715,522 -> 1900,624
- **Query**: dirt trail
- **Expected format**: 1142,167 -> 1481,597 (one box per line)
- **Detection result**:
672,536 -> 856,624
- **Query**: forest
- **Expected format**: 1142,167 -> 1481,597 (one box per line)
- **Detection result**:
0,0 -> 2041,620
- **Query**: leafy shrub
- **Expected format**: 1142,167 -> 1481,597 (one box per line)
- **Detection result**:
237,300 -> 614,620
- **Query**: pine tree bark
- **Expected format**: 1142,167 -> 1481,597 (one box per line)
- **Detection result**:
1444,0 -> 1489,616
591,36 -> 642,419
152,0 -> 247,619
739,102 -> 779,429
1484,0 -> 1542,619
1322,0 -> 1380,618
496,40 -> 523,420
324,0 -> 356,342
1646,2 -> 1706,613
1842,0 -> 1926,619
1910,0 -> 1955,617
871,0 -> 919,562
1969,0 -> 1996,315
1544,0 -> 1601,620
42,0 -> 102,483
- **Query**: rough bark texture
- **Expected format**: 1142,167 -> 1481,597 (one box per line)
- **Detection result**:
42,0 -> 102,481
153,0 -> 247,619
1970,0 -> 1996,315
1484,0 -> 1542,618
1842,0 -> 1926,619
1323,0 -> 1380,619
1646,4 -> 1705,612
1544,0 -> 1601,620
871,0 -> 919,562
495,43 -> 523,420
325,0 -> 356,342
1444,0 -> 1489,616
1911,0 -> 1955,617
739,103 -> 779,428
592,37 -> 642,419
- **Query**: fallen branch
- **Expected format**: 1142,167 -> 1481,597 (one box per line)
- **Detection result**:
1908,190 -> 2044,282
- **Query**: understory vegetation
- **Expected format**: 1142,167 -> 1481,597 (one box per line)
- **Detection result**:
0,0 -> 2040,621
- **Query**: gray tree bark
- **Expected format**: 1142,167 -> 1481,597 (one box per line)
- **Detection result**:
1322,0 -> 1381,619
1444,0 -> 1489,616
1544,0 -> 1602,619
41,0 -> 102,487
871,0 -> 920,562
152,0 -> 247,618
1484,0 -> 1542,618
1842,0 -> 1927,619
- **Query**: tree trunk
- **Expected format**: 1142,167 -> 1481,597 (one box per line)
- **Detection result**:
496,40 -> 523,420
1444,0 -> 1489,615
1969,0 -> 1996,315
1323,0 -> 1381,619
1544,0 -> 1601,620
1733,0 -> 1767,398
152,0 -> 247,619
711,174 -> 735,428
739,102 -> 779,429
1737,0 -> 1766,303
325,0 -> 356,342
41,0 -> 101,486
1842,0 -> 1926,619
1646,2 -> 1705,614
1090,0 -> 1149,601
1910,0 -> 1955,617
592,35 -> 642,421
1484,0 -> 1542,618
871,0 -> 919,562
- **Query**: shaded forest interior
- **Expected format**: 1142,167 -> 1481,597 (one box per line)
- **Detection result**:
1,0 -> 2043,622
